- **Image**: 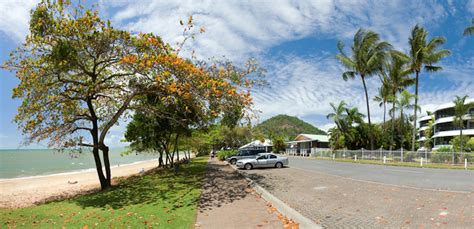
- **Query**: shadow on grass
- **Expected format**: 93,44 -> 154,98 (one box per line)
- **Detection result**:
197,161 -> 254,212
72,158 -> 208,210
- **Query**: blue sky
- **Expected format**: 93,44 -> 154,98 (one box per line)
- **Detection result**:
0,0 -> 473,149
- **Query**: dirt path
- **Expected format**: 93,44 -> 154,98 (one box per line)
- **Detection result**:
195,159 -> 284,229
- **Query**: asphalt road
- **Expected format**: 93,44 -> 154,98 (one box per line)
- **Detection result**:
287,157 -> 474,192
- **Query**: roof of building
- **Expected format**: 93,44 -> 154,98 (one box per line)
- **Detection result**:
239,139 -> 272,149
432,98 -> 474,112
294,134 -> 329,142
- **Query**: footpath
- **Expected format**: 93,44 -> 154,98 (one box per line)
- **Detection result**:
195,158 -> 289,229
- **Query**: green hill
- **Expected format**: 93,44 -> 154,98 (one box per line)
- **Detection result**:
253,114 -> 326,140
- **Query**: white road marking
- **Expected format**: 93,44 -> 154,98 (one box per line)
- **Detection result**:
384,169 -> 424,174
313,186 -> 328,190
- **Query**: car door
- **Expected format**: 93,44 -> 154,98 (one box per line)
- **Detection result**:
266,154 -> 278,167
255,155 -> 267,168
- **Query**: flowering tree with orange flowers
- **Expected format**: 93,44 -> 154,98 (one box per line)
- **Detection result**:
3,0 -> 261,189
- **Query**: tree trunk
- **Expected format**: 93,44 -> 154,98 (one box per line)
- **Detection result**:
92,145 -> 107,190
383,102 -> 386,126
158,150 -> 163,167
390,100 -> 395,151
361,75 -> 374,150
87,98 -> 109,190
101,145 -> 112,187
400,109 -> 404,148
175,134 -> 180,162
460,128 -> 463,153
411,71 -> 419,152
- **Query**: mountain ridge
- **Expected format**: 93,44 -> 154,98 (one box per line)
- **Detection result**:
253,114 -> 326,140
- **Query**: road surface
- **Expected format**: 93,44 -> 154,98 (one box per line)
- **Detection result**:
239,157 -> 474,227
287,156 -> 474,192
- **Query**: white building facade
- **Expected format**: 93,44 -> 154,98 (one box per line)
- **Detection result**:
418,98 -> 474,151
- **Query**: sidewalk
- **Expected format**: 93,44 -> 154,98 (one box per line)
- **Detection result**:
195,159 -> 285,228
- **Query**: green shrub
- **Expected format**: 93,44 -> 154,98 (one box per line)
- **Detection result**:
216,150 -> 237,161
431,152 -> 453,163
434,146 -> 452,152
403,152 -> 416,162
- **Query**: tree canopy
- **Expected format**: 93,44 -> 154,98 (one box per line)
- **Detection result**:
2,0 -> 261,189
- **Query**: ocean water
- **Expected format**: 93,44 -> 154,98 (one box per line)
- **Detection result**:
0,148 -> 160,179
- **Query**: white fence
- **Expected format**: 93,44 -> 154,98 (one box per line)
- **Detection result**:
285,148 -> 473,168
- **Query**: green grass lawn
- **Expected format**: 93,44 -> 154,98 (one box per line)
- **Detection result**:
310,157 -> 474,170
1,157 -> 208,228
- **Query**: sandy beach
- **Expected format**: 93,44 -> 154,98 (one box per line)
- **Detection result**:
0,159 -> 161,209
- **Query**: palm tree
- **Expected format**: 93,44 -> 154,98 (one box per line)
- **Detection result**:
390,90 -> 419,147
337,29 -> 392,150
327,101 -> 348,131
383,51 -> 414,149
408,25 -> 450,152
452,95 -> 474,153
374,78 -> 390,125
345,107 -> 365,126
464,18 -> 474,36
327,101 -> 348,149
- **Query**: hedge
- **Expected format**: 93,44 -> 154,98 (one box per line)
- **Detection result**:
216,149 -> 237,161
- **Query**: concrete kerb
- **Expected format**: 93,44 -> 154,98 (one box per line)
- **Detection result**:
228,163 -> 322,229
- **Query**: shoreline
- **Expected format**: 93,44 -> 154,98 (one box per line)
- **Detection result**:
0,158 -> 159,181
0,158 -> 164,209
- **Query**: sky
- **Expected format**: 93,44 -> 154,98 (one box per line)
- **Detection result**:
0,0 -> 473,149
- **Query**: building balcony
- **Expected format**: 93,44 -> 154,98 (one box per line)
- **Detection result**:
432,129 -> 474,138
418,126 -> 429,132
434,116 -> 453,125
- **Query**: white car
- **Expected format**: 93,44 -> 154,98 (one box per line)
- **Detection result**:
236,153 -> 289,170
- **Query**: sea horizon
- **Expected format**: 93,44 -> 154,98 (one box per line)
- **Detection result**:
0,148 -> 164,179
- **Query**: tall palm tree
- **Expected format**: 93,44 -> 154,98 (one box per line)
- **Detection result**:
452,95 -> 474,153
383,51 -> 414,149
390,90 -> 419,147
464,18 -> 474,36
337,29 -> 392,150
408,25 -> 450,152
327,101 -> 348,131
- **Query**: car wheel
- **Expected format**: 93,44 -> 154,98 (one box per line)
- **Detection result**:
230,159 -> 237,165
275,162 -> 283,168
244,163 -> 253,170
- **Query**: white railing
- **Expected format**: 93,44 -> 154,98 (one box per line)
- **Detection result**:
285,148 -> 473,168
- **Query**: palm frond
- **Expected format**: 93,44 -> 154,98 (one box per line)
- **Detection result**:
424,65 -> 442,72
463,19 -> 474,36
342,71 -> 356,81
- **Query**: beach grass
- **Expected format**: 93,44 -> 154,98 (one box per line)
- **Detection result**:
1,156 -> 208,228
307,157 -> 474,170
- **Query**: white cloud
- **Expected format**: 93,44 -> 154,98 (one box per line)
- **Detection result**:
319,123 -> 336,132
253,54 -> 382,123
101,0 -> 447,60
104,134 -> 129,148
252,54 -> 474,128
0,0 -> 39,41
468,0 -> 474,13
